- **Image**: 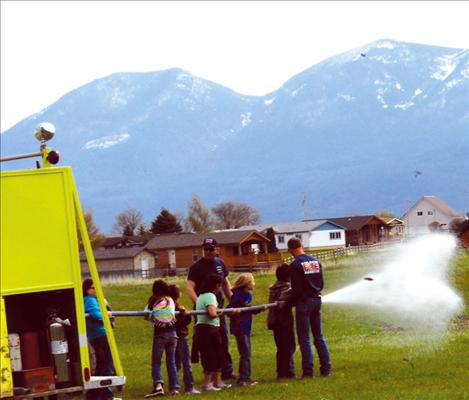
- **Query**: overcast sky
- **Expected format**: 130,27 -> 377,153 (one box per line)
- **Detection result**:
1,0 -> 468,132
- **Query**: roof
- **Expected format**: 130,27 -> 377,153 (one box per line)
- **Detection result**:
80,247 -> 154,262
402,196 -> 463,219
241,220 -> 344,234
146,230 -> 270,250
422,196 -> 462,218
274,220 -> 344,234
379,217 -> 404,225
102,235 -> 149,248
319,215 -> 385,231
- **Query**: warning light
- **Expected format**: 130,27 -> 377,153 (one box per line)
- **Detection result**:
46,150 -> 60,165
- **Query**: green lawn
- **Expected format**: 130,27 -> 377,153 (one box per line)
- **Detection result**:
103,249 -> 469,400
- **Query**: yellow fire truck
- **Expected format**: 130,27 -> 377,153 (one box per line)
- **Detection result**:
1,123 -> 125,399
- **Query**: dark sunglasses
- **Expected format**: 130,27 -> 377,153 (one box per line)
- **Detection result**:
203,247 -> 215,252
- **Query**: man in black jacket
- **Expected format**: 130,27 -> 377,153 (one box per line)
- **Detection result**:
286,237 -> 331,378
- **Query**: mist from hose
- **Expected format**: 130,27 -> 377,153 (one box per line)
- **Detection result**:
323,234 -> 464,331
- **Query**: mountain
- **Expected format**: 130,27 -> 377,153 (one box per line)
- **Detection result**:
2,39 -> 468,233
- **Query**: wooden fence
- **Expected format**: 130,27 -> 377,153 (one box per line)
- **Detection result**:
96,241 -> 401,279
283,240 -> 400,264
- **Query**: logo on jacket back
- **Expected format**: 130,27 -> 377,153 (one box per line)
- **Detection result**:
301,261 -> 320,274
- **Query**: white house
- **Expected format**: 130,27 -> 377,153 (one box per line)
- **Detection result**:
243,220 -> 346,251
402,195 -> 465,236
80,247 -> 156,278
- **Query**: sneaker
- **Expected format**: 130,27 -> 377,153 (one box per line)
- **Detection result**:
214,382 -> 232,389
201,384 -> 221,392
145,384 -> 164,398
185,388 -> 201,394
237,380 -> 258,387
170,389 -> 180,395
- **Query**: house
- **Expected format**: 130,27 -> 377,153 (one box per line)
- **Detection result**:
402,195 -> 465,236
379,217 -> 405,239
146,230 -> 282,273
80,247 -> 156,278
244,220 -> 346,251
315,215 -> 388,246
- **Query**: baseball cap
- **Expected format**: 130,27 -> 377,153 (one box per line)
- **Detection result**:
202,237 -> 218,248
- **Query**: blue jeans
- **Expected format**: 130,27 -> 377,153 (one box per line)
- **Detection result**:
234,333 -> 251,382
151,331 -> 180,390
295,297 -> 331,376
175,335 -> 194,392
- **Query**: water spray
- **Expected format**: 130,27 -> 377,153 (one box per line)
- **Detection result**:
322,234 -> 464,331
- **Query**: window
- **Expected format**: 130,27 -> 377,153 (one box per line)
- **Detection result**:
330,231 -> 341,240
428,211 -> 434,215
192,249 -> 198,262
278,235 -> 285,244
417,211 -> 423,216
232,246 -> 239,256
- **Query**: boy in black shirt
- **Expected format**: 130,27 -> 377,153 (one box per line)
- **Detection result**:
267,264 -> 295,379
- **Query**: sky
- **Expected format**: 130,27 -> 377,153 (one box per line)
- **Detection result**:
1,0 -> 469,132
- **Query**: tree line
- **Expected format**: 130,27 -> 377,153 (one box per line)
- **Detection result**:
83,194 -> 261,248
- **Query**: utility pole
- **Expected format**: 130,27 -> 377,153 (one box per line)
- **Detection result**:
302,192 -> 308,220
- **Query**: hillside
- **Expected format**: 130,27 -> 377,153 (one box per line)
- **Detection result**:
2,39 -> 468,232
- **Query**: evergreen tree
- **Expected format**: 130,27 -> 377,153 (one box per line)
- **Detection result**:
264,227 -> 278,253
137,224 -> 147,236
150,208 -> 182,234
123,224 -> 134,236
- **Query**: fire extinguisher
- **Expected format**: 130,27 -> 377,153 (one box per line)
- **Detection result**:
49,320 -> 71,387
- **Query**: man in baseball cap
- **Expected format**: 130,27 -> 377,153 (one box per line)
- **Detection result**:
187,236 -> 235,382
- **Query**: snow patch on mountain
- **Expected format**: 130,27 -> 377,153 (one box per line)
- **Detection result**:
109,87 -> 129,108
83,133 -> 129,150
176,73 -> 211,98
431,55 -> 458,81
446,79 -> 459,88
241,112 -> 252,127
461,63 -> 469,79
377,40 -> 396,49
369,55 -> 397,64
394,101 -> 415,110
337,93 -> 355,102
376,94 -> 388,109
443,61 -> 469,89
264,96 -> 277,105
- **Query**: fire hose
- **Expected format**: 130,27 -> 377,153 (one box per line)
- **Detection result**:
86,302 -> 278,317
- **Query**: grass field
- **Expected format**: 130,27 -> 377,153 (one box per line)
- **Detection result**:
103,248 -> 469,400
